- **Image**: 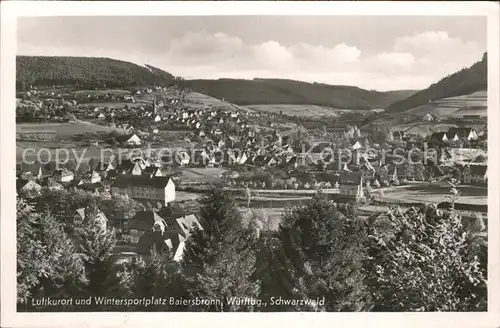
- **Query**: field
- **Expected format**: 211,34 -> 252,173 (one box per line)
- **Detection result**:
17,121 -> 121,138
178,167 -> 227,184
185,92 -> 254,113
77,101 -> 147,109
74,89 -> 130,97
379,183 -> 487,206
246,104 -> 339,117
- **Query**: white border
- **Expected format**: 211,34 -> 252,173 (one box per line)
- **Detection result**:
1,2 -> 499,328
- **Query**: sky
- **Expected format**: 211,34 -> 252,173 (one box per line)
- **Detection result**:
17,16 -> 487,91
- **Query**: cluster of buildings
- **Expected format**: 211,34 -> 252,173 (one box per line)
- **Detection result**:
17,154 -> 178,207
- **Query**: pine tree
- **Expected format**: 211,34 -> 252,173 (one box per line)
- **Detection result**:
78,221 -> 122,305
127,248 -> 182,310
264,194 -> 371,311
181,190 -> 260,311
17,197 -> 84,309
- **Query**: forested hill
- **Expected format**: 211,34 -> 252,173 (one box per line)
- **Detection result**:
17,55 -> 417,109
183,78 -> 417,109
387,53 -> 487,113
16,56 -> 175,90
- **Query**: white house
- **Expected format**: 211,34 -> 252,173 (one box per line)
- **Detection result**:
111,175 -> 176,205
53,168 -> 74,183
176,150 -> 191,166
118,133 -> 142,146
154,114 -> 162,123
352,141 -> 362,150
88,170 -> 101,183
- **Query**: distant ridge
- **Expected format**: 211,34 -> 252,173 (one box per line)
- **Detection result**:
16,56 -> 175,89
183,78 -> 416,109
387,53 -> 487,113
16,55 -> 417,110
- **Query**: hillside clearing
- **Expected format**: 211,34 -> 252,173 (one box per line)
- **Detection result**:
246,104 -> 339,117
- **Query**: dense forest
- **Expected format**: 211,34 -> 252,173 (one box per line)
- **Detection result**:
16,56 -> 175,90
387,53 -> 487,113
183,78 -> 416,109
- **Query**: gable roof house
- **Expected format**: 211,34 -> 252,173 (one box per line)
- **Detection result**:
74,208 -> 108,231
44,178 -> 65,191
53,168 -> 74,183
130,211 -> 203,262
469,165 -> 488,184
142,166 -> 163,178
391,131 -> 406,141
338,171 -> 364,201
16,179 -> 42,193
445,131 -> 460,142
447,127 -> 479,141
111,175 -> 176,205
176,150 -> 191,166
116,133 -> 142,146
430,132 -> 448,144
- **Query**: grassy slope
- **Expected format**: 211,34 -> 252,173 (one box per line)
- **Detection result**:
387,53 -> 487,113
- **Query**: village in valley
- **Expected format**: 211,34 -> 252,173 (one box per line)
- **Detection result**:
16,78 -> 488,264
13,14 -> 490,313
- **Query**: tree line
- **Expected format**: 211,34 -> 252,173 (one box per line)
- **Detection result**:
17,189 -> 487,312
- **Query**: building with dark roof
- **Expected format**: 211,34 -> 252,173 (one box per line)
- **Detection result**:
128,211 -> 203,261
447,127 -> 478,141
339,171 -> 364,200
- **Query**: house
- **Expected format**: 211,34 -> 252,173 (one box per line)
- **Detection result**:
338,171 -> 364,200
176,150 -> 191,166
97,113 -> 106,120
236,151 -> 249,165
16,179 -> 42,193
95,159 -> 115,172
463,165 -> 487,185
131,162 -> 144,175
116,133 -> 142,146
447,127 -> 478,141
129,211 -> 203,262
352,141 -> 362,150
142,166 -> 163,178
192,149 -> 211,167
74,208 -> 108,231
391,131 -> 406,141
46,179 -> 65,191
445,131 -> 459,142
111,175 -> 176,205
154,114 -> 162,123
149,126 -> 159,134
127,211 -> 167,242
430,132 -> 448,144
53,168 -> 74,183
87,170 -> 102,183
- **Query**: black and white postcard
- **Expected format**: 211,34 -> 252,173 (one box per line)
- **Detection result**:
1,1 -> 499,328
